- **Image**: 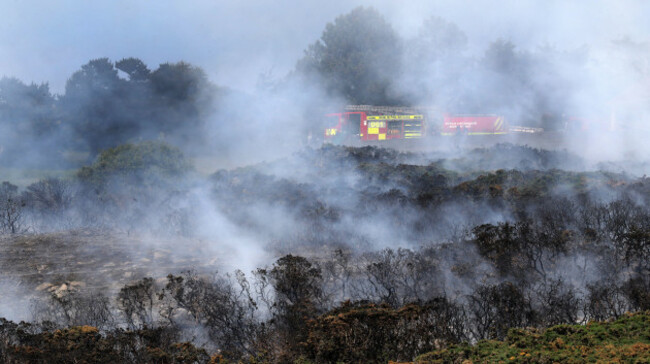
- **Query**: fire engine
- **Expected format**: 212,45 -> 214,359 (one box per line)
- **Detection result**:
323,105 -> 522,142
324,105 -> 426,142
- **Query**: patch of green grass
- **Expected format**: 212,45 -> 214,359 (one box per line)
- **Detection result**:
416,312 -> 650,363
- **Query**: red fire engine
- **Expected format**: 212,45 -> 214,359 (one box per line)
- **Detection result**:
323,106 -> 515,142
324,106 -> 426,142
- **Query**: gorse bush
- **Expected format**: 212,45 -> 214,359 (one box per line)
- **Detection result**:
76,141 -> 191,188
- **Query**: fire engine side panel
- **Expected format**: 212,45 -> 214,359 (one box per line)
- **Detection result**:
365,114 -> 425,140
442,115 -> 506,134
364,119 -> 387,141
325,111 -> 425,141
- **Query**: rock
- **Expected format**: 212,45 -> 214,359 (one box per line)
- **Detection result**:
69,281 -> 86,288
35,282 -> 53,291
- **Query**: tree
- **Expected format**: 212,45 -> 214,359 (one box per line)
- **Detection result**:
22,178 -> 78,231
150,62 -> 208,103
116,57 -> 151,82
297,7 -> 404,105
484,39 -> 526,75
148,62 -> 218,143
23,178 -> 74,214
364,248 -> 443,307
255,255 -> 323,360
468,282 -> 534,340
32,290 -> 114,330
0,77 -> 59,166
0,181 -> 24,234
584,282 -> 629,321
530,278 -> 582,326
117,277 -> 156,329
61,58 -> 132,154
0,77 -> 56,136
477,39 -> 586,128
60,58 -> 218,155
158,271 -> 259,360
402,16 -> 469,104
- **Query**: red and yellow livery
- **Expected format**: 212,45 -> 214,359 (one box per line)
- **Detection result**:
324,112 -> 425,142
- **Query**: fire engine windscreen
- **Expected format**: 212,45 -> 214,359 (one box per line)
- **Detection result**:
325,115 -> 339,128
324,115 -> 340,138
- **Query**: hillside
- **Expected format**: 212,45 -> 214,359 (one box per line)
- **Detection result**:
1,143 -> 649,363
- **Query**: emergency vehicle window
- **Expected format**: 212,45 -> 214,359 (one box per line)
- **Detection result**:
346,114 -> 361,134
324,115 -> 340,128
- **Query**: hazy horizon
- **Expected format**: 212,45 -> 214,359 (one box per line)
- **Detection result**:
2,0 -> 648,94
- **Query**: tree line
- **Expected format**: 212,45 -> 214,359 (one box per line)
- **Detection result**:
0,58 -> 217,167
4,6 -> 639,169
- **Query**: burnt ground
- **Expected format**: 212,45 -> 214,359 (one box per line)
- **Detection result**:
0,229 -> 224,303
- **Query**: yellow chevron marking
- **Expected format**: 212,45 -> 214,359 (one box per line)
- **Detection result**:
495,117 -> 504,131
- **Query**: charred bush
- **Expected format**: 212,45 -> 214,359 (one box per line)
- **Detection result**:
468,282 -> 534,340
158,271 -> 259,360
622,275 -> 650,312
584,282 -> 629,322
0,181 -> 25,234
254,255 -> 323,360
364,248 -> 444,307
32,290 -> 114,330
302,298 -> 467,363
530,278 -> 582,326
117,277 -> 156,330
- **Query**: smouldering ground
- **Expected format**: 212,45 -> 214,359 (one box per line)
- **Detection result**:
0,229 -> 225,294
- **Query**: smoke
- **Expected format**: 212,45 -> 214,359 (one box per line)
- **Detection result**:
1,1 -> 650,334
0,278 -> 31,322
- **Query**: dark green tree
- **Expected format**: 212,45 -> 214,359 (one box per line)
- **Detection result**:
60,58 -> 219,156
0,77 -> 59,166
297,7 -> 404,105
402,16 -> 469,105
116,57 -> 151,82
61,58 -> 133,154
149,62 -> 218,141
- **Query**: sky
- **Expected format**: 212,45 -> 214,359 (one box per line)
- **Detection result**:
0,0 -> 648,94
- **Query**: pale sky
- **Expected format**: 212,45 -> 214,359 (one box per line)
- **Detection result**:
0,0 -> 647,94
